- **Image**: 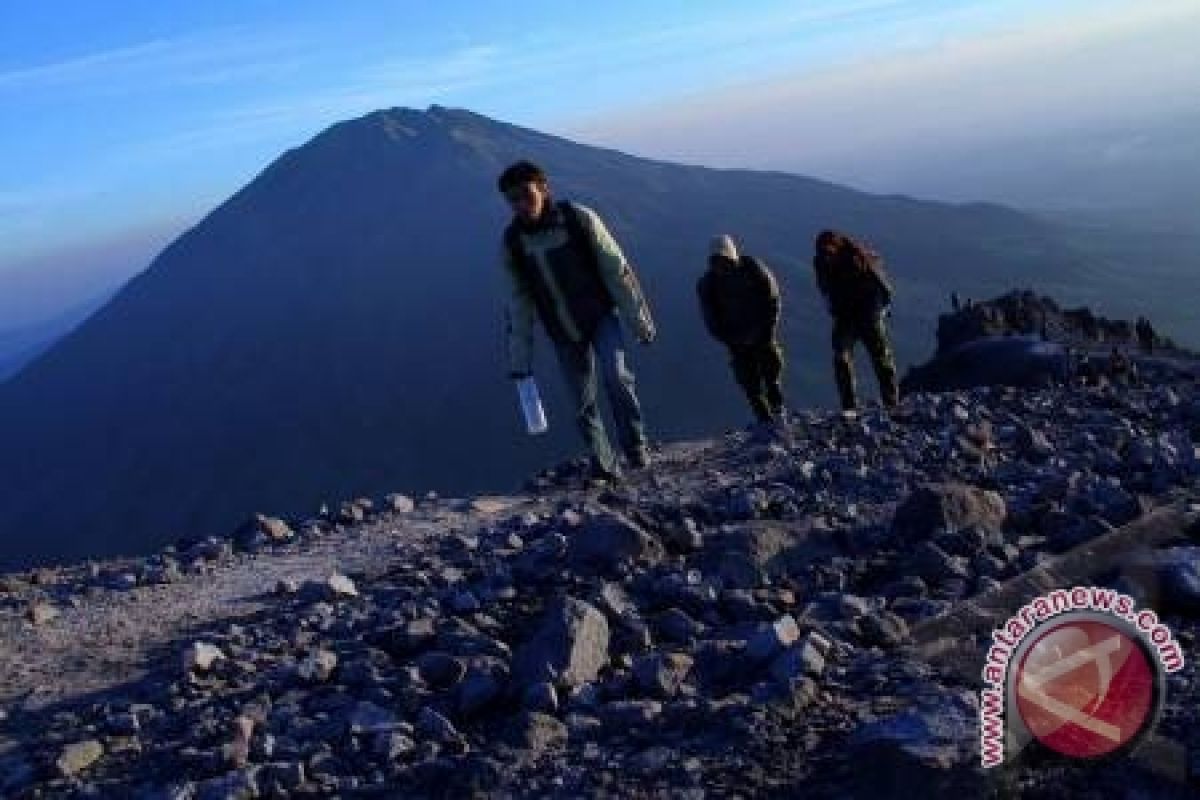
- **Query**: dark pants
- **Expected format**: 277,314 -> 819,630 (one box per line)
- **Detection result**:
832,314 -> 898,410
729,339 -> 785,422
554,313 -> 648,475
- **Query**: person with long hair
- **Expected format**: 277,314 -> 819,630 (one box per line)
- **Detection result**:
812,229 -> 899,410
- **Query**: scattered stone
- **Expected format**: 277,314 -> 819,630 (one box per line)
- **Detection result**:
632,652 -> 693,697
56,740 -> 104,777
27,602 -> 59,625
857,610 -> 910,647
297,649 -> 338,682
183,642 -> 226,673
326,572 -> 359,599
507,712 -> 568,753
386,493 -> 416,513
745,615 -> 801,662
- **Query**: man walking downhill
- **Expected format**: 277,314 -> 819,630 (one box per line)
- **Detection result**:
498,160 -> 656,483
812,229 -> 899,411
697,235 -> 787,433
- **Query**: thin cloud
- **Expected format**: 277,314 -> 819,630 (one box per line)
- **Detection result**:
0,27 -> 304,95
562,0 -> 1200,171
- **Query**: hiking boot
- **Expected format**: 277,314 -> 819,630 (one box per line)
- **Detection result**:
584,459 -> 623,489
626,446 -> 651,470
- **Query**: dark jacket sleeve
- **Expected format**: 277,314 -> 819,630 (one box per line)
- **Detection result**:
867,257 -> 894,308
749,258 -> 781,340
697,275 -> 725,343
813,256 -> 833,310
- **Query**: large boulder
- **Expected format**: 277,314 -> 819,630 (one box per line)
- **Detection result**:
901,335 -> 1068,394
569,509 -> 664,573
892,483 -> 1006,544
514,596 -> 610,688
849,688 -> 983,795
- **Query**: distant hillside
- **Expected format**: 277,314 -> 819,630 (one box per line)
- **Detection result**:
0,292 -> 114,383
0,105 -> 1103,570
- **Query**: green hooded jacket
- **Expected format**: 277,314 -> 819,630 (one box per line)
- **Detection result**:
502,202 -> 655,374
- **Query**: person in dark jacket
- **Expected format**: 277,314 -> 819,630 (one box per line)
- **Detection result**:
498,161 -> 657,482
813,229 -> 898,410
698,235 -> 785,425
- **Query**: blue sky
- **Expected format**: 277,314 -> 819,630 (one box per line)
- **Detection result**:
1,0 -> 1197,321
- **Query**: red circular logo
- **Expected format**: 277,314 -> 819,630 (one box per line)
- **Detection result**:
1014,619 -> 1157,759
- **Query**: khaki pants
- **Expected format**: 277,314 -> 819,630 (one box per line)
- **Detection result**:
832,314 -> 898,410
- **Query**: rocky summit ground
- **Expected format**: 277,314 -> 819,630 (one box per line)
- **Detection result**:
2,350 -> 1200,798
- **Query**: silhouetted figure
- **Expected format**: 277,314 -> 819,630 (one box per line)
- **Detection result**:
1107,347 -> 1137,386
1135,316 -> 1156,354
813,230 -> 898,410
698,235 -> 785,427
951,291 -> 961,312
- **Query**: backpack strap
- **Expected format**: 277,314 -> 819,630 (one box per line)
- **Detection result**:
558,201 -> 601,277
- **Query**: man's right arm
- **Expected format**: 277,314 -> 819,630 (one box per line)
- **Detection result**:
502,243 -> 536,377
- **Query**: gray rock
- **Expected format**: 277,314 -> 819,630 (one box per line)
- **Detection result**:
891,483 -> 1006,543
909,541 -> 971,584
338,502 -> 366,524
326,572 -> 359,599
297,649 -> 338,682
769,634 -> 827,682
386,493 -> 416,513
632,652 -> 694,697
56,739 -> 104,777
256,513 -> 294,542
600,699 -> 663,727
507,711 -> 568,753
857,611 -> 910,647
183,642 -> 226,673
569,510 -> 664,572
745,615 -> 801,662
850,689 -> 981,795
347,701 -> 398,735
27,602 -> 59,625
515,596 -> 610,687
374,731 -> 416,760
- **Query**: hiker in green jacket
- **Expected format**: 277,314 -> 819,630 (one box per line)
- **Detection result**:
813,229 -> 899,410
697,235 -> 786,428
498,160 -> 656,482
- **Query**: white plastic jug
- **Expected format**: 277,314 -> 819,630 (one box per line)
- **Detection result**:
516,376 -> 548,435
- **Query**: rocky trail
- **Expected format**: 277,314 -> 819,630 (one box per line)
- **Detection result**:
3,336 -> 1200,796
